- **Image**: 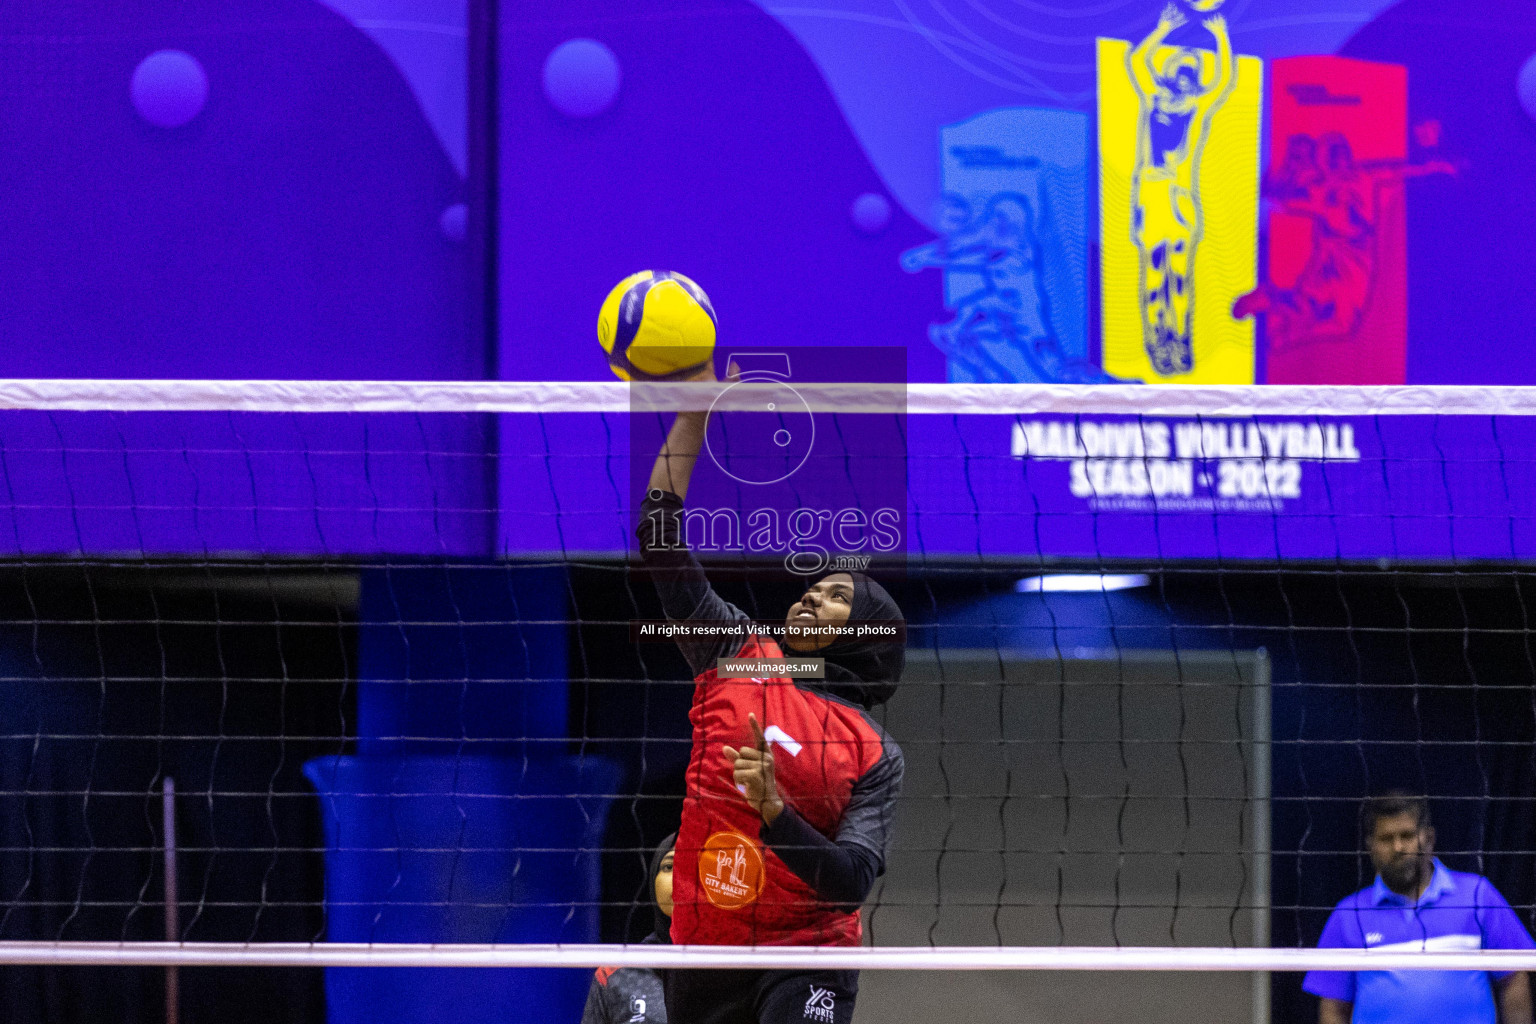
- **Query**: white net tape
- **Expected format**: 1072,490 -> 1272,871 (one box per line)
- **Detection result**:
4,941 -> 1536,970
0,377 -> 1533,415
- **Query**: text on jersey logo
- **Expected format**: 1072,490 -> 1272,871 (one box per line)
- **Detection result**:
804,984 -> 836,1022
699,830 -> 766,910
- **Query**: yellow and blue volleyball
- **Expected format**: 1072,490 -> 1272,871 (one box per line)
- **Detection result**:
597,270 -> 717,381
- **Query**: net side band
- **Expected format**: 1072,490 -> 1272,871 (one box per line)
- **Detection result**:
0,379 -> 1531,416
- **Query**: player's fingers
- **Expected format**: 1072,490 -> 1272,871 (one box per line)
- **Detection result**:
722,745 -> 738,762
748,713 -> 766,750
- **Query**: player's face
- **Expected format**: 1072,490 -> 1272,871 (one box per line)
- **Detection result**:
654,850 -> 674,918
1368,812 -> 1433,893
782,573 -> 855,652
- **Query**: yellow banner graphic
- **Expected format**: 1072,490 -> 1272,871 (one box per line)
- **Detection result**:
1097,19 -> 1263,385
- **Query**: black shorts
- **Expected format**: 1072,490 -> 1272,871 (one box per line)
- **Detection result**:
662,967 -> 858,1024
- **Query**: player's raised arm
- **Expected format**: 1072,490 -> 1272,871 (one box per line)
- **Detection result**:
1129,3 -> 1184,97
1203,14 -> 1235,102
635,361 -> 753,674
646,362 -> 717,500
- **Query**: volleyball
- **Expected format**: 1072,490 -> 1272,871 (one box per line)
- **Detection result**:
1183,0 -> 1224,11
597,270 -> 717,381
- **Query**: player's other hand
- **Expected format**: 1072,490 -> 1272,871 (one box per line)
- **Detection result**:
1159,3 -> 1187,28
722,713 -> 785,825
1203,13 -> 1226,33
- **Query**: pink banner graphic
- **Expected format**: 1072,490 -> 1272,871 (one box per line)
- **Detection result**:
1238,56 -> 1448,384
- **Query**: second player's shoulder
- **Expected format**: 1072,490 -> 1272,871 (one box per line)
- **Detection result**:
588,965 -> 667,1024
868,716 -> 903,769
778,683 -> 903,777
847,708 -> 903,786
849,699 -> 900,748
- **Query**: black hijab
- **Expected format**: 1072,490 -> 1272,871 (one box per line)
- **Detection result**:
646,832 -> 676,944
815,572 -> 905,709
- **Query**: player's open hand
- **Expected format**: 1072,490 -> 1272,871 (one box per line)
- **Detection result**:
1159,3 -> 1187,28
722,713 -> 785,825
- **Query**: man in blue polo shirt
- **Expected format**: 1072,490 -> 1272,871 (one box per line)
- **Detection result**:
1305,792 -> 1534,1024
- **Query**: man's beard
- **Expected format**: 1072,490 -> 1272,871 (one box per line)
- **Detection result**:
1381,856 -> 1423,892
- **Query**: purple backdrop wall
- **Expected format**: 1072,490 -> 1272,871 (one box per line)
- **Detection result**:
0,0 -> 485,556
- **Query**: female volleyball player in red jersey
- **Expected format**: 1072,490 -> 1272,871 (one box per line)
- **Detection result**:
636,368 -> 906,1024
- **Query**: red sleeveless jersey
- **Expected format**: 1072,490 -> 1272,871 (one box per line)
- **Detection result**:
670,634 -> 886,947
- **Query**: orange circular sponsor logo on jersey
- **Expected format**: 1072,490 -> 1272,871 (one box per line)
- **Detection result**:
698,830 -> 766,910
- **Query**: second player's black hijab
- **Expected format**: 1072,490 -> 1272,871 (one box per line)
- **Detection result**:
815,572 -> 905,709
647,833 -> 676,944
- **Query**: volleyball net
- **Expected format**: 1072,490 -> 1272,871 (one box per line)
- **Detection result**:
0,377 -> 1534,1000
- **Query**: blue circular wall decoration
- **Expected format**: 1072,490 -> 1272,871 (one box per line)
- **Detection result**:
130,50 -> 208,128
850,192 -> 892,235
1519,52 -> 1536,123
542,39 -> 621,119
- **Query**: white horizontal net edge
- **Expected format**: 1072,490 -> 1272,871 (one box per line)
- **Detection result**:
3,942 -> 1535,970
0,379 -> 1531,416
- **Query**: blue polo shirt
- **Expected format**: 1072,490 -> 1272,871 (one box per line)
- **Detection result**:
1304,860 -> 1535,1024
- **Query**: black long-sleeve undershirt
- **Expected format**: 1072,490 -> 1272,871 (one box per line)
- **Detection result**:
760,805 -> 880,909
